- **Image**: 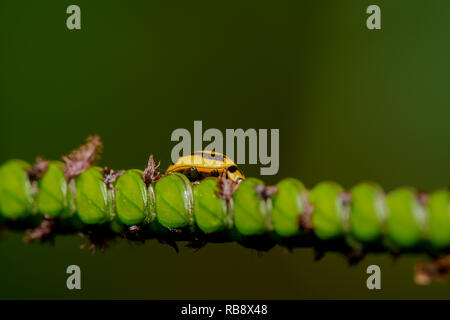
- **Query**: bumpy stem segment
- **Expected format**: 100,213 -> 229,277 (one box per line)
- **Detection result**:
0,136 -> 449,283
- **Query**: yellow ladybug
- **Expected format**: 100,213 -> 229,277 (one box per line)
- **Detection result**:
167,151 -> 245,183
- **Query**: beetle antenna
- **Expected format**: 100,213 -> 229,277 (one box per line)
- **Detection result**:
254,185 -> 278,200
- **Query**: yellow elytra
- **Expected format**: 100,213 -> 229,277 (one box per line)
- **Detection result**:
167,151 -> 245,183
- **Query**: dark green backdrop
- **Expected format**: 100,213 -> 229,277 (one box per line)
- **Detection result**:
0,1 -> 449,299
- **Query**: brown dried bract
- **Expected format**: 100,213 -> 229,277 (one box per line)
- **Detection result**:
24,218 -> 57,243
63,135 -> 103,181
339,191 -> 352,206
416,191 -> 430,207
142,155 -> 163,186
299,193 -> 314,232
102,167 -> 125,189
254,185 -> 278,201
216,177 -> 239,202
414,254 -> 450,285
27,157 -> 50,181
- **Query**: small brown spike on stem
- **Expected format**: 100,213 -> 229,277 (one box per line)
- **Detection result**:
414,254 -> 450,285
102,167 -> 125,189
27,157 -> 50,181
24,218 -> 57,243
63,135 -> 103,180
216,177 -> 239,203
142,155 -> 163,186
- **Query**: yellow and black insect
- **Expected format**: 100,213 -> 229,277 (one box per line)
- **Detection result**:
166,151 -> 245,183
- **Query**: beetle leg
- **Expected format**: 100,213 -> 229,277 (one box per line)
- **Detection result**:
210,169 -> 219,177
186,167 -> 200,182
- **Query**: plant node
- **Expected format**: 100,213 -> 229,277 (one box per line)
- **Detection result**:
142,155 -> 163,186
102,167 -> 125,189
414,254 -> 450,285
27,157 -> 50,181
339,191 -> 352,206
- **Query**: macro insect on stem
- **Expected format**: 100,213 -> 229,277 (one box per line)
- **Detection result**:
167,150 -> 245,184
0,135 -> 448,284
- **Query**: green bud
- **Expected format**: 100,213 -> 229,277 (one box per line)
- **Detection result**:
271,178 -> 306,237
193,178 -> 229,233
386,188 -> 426,248
233,178 -> 271,236
427,189 -> 450,249
349,182 -> 386,243
75,167 -> 113,224
309,181 -> 345,240
37,161 -> 74,218
0,160 -> 35,219
153,173 -> 194,229
114,169 -> 148,226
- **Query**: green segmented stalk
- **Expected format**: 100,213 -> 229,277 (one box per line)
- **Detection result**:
0,155 -> 449,254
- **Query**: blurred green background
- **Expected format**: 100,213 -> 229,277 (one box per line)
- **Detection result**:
0,0 -> 449,299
